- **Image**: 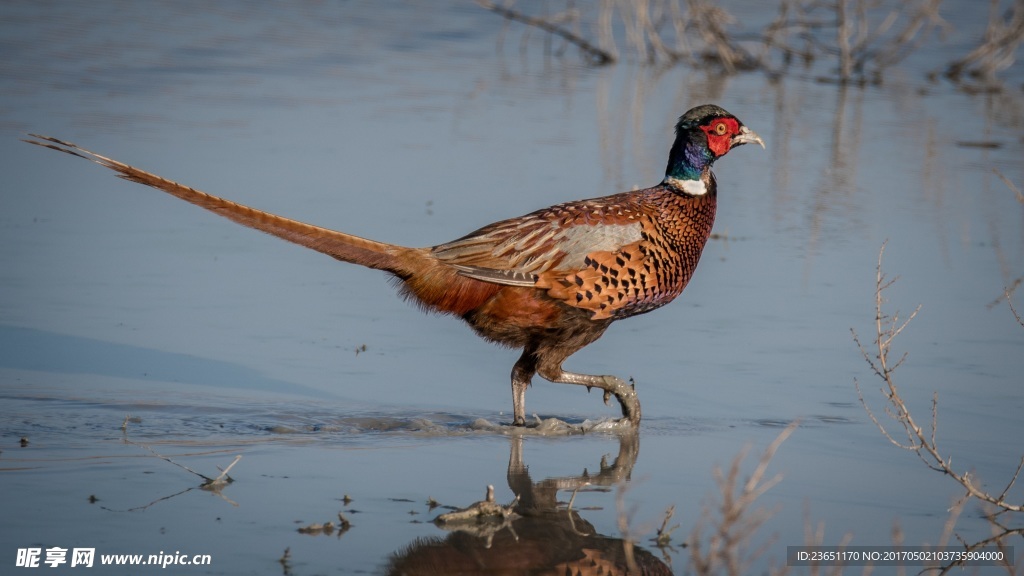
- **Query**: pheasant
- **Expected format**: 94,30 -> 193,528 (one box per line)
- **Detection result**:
25,104 -> 763,426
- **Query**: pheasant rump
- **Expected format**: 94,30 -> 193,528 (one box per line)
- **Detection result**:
26,104 -> 764,426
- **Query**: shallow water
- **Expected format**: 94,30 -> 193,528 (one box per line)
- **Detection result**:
1,1 -> 1023,574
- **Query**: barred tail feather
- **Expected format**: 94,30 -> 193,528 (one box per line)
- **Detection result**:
24,134 -> 408,275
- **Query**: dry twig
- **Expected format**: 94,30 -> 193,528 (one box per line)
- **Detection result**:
615,482 -> 640,575
780,0 -> 949,84
121,418 -> 240,489
945,0 -> 1024,90
994,168 -> 1024,205
1008,290 -> 1024,328
477,0 -> 1010,87
434,485 -> 519,524
653,504 -> 680,546
476,0 -> 616,64
852,242 -> 1024,514
687,422 -> 797,576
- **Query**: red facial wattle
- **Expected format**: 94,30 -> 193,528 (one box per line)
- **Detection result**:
700,117 -> 741,157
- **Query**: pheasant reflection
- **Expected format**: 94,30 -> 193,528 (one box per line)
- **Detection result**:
384,434 -> 672,575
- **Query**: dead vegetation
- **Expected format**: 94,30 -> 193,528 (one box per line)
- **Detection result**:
852,243 -> 1023,516
767,0 -> 950,84
685,423 -> 797,576
100,416 -> 243,512
296,512 -> 352,537
121,415 -> 241,491
478,0 -> 1022,90
943,0 -> 1024,91
849,242 -> 1023,573
433,485 -> 519,525
477,0 -> 762,71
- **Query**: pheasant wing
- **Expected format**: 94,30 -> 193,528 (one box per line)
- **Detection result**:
432,193 -> 673,319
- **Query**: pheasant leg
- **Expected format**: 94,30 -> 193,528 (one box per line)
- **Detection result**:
510,350 -> 537,426
537,363 -> 641,425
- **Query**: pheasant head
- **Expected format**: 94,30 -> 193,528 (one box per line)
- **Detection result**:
663,104 -> 764,192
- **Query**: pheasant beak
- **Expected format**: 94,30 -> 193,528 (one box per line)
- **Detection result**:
731,126 -> 765,150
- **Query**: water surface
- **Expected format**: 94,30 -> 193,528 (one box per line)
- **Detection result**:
1,1 -> 1022,574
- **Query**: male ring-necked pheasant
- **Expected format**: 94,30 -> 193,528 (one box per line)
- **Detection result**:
26,104 -> 763,426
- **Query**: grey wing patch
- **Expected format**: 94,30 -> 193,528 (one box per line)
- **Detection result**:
552,222 -> 643,269
449,264 -> 538,287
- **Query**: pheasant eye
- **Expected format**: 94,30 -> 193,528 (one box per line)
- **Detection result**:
714,122 -> 728,135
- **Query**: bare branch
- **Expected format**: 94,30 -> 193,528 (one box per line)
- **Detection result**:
653,504 -> 680,546
476,0 -> 616,65
210,455 -> 243,487
854,243 -> 1024,514
1008,290 -> 1024,329
474,0 -> 1017,88
687,422 -> 797,575
945,0 -> 1024,89
122,420 -> 240,488
993,169 -> 1024,204
997,456 -> 1024,504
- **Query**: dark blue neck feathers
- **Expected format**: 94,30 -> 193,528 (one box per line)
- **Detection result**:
664,133 -> 714,182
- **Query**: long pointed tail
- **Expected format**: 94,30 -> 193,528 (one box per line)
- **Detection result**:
24,135 -> 412,276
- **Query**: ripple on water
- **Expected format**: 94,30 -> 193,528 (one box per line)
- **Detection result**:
0,388 -> 655,447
